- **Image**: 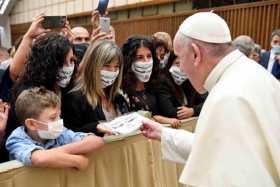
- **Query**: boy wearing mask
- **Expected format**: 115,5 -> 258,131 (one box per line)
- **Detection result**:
6,87 -> 104,169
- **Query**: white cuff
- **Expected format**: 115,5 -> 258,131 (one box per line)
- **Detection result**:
161,127 -> 194,164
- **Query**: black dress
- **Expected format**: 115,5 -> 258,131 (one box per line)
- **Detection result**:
61,90 -> 129,136
155,74 -> 207,118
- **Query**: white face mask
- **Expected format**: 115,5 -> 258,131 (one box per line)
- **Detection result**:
159,52 -> 170,69
132,59 -> 153,82
169,65 -> 187,85
100,70 -> 119,88
34,119 -> 64,140
57,65 -> 75,88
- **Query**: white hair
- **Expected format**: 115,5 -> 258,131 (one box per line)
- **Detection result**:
232,35 -> 255,57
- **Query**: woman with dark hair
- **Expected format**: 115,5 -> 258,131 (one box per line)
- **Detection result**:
0,15 -> 52,163
0,32 -> 75,163
155,51 -> 207,120
122,36 -> 159,113
9,32 -> 76,142
13,32 -> 76,99
122,36 -> 180,127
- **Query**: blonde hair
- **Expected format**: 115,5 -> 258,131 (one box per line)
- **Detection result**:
16,87 -> 60,123
72,40 -> 123,108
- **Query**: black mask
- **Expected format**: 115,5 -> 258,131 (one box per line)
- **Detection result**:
73,43 -> 89,65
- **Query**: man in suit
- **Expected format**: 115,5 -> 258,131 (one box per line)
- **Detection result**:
260,29 -> 280,79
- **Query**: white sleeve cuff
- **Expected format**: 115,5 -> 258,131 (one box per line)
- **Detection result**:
161,127 -> 194,164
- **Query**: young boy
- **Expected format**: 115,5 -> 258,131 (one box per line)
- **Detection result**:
6,87 -> 104,170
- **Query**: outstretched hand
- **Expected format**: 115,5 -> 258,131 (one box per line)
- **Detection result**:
140,119 -> 162,141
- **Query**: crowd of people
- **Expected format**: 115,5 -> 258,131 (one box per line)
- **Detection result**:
0,10 -> 206,165
0,9 -> 279,180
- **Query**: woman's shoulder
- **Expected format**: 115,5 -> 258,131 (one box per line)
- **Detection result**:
63,89 -> 87,104
65,89 -> 83,97
151,73 -> 174,92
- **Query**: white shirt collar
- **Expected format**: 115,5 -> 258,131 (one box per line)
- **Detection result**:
203,49 -> 243,92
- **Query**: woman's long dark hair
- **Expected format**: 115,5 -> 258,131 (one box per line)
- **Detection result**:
13,32 -> 74,100
121,35 -> 159,96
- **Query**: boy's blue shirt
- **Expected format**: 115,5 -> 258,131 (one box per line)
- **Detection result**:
6,126 -> 88,166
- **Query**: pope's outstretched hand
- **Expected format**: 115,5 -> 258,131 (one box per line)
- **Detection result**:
140,119 -> 163,141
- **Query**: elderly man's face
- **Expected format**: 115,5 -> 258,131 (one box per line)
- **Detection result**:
173,34 -> 207,94
174,35 -> 196,86
174,41 -> 192,75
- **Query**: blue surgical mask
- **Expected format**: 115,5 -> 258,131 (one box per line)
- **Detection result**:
271,45 -> 280,54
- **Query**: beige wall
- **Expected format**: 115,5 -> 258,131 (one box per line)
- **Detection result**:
9,0 -> 153,24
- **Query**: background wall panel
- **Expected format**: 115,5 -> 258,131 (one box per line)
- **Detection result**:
10,0 -> 280,50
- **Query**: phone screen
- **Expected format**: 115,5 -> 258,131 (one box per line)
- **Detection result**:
42,16 -> 67,29
97,0 -> 109,15
99,17 -> 110,33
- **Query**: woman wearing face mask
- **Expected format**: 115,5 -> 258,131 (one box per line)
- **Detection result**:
155,51 -> 207,121
122,36 -> 180,127
10,33 -> 75,134
61,40 -> 129,136
122,36 -> 159,113
3,33 -> 76,163
13,32 -> 76,99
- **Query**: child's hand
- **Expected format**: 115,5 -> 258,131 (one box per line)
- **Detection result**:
97,124 -> 114,135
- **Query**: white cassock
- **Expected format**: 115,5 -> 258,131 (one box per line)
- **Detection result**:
161,50 -> 280,187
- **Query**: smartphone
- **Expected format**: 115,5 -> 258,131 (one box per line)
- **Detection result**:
99,17 -> 110,33
97,0 -> 109,16
42,16 -> 67,29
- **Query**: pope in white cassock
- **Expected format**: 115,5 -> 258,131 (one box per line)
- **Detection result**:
141,12 -> 280,187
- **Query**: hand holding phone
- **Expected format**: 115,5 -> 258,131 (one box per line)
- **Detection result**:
25,14 -> 51,39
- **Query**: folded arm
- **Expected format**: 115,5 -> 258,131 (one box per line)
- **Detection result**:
31,149 -> 89,170
55,135 -> 105,155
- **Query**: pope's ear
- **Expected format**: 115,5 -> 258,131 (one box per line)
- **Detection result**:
191,43 -> 202,67
25,119 -> 37,131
